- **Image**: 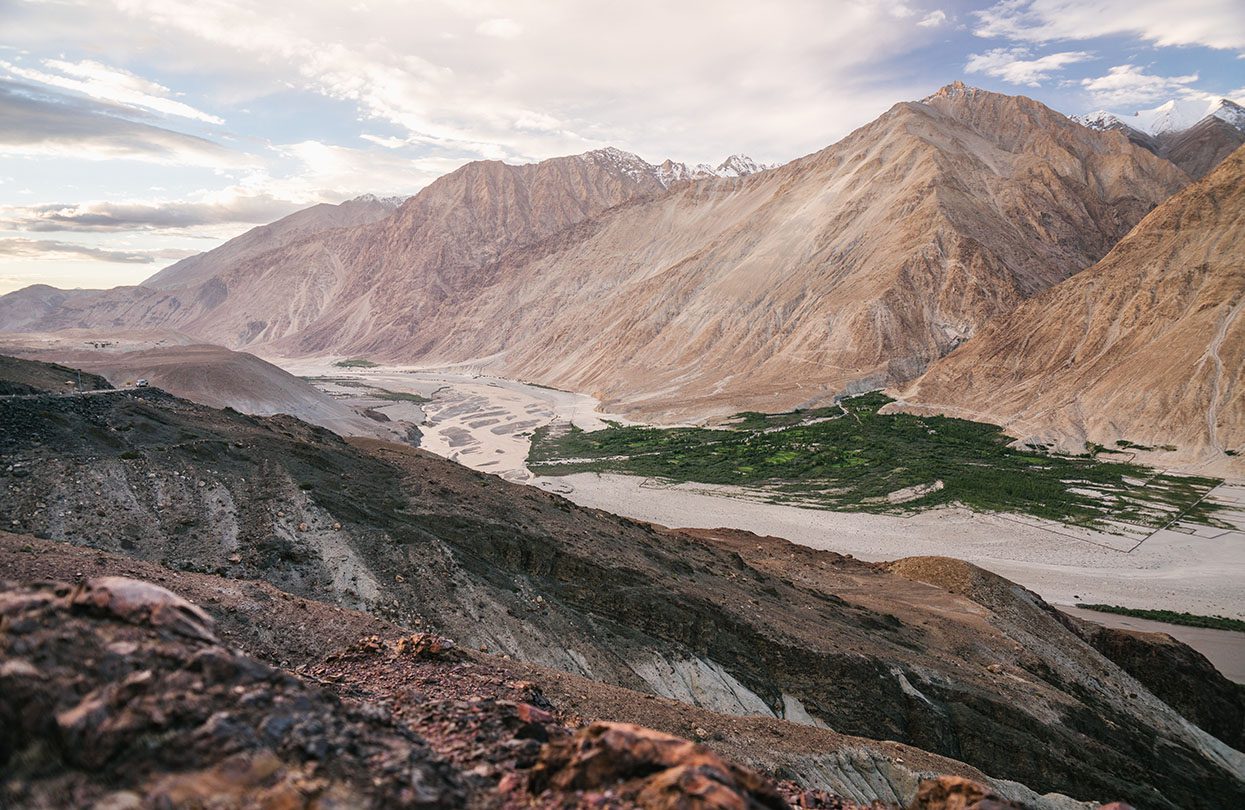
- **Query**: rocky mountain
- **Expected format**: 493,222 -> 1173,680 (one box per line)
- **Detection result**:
0,85 -> 1189,422
1160,115 -> 1245,180
2,357 -> 1243,808
896,145 -> 1245,467
142,194 -> 404,291
404,82 -> 1187,420
1074,98 -> 1245,178
655,153 -> 776,185
0,147 -> 671,349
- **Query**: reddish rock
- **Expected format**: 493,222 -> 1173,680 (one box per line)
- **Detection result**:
910,776 -> 1023,810
530,721 -> 787,809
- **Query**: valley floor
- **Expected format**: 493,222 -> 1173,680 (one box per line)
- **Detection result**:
288,359 -> 1245,660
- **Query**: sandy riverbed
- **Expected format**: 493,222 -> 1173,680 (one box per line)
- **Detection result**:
276,359 -> 637,483
277,359 -> 1245,637
543,472 -> 1245,621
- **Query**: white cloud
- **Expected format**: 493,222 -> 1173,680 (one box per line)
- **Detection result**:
965,47 -> 1094,86
0,80 -> 246,167
476,17 -> 523,39
974,0 -> 1245,51
1080,64 -> 1201,107
0,237 -> 196,263
1,58 -> 224,123
918,10 -> 947,28
0,194 -> 303,233
87,0 -> 929,165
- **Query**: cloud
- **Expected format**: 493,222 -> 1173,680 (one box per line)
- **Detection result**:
1080,64 -> 1201,107
0,194 -> 303,233
965,47 -> 1094,86
0,58 -> 224,123
0,237 -> 196,264
918,10 -> 947,28
0,80 -> 244,166
973,0 -> 1245,51
92,0 -> 933,165
476,18 -> 523,39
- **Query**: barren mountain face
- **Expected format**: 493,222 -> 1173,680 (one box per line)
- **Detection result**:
1158,117 -> 1245,180
0,85 -> 1188,423
0,148 -> 670,349
404,83 -> 1188,420
142,195 -> 403,291
899,145 -> 1245,467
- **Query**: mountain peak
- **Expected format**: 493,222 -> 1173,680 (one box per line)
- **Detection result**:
925,80 -> 989,101
1082,97 -> 1245,137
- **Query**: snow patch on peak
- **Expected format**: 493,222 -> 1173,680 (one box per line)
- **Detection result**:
1210,99 -> 1245,131
580,147 -> 776,189
1071,111 -> 1126,132
348,193 -> 406,208
715,154 -> 771,177
1081,97 -> 1245,137
582,147 -> 658,184
654,154 -> 774,187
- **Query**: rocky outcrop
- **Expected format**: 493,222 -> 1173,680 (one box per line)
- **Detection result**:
897,145 -> 1245,468
529,722 -> 788,808
1074,622 -> 1245,751
0,577 -> 466,808
0,574 -> 1083,810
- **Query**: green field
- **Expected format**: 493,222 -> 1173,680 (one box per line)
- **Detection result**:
332,358 -> 378,368
1077,604 -> 1245,633
528,392 -> 1225,529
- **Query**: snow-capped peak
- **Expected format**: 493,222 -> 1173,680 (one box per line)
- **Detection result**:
715,154 -> 771,177
1080,97 -> 1245,138
583,147 -> 660,184
1210,98 -> 1245,131
348,193 -> 407,208
581,148 -> 776,189
1070,111 -> 1129,132
652,154 -> 775,187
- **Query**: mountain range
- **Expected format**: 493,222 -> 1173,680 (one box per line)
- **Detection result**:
1,83 -> 1241,462
897,143 -> 1245,463
1073,97 -> 1245,179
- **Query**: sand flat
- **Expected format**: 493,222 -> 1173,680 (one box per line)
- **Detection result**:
276,359 -> 1245,632
542,472 -> 1245,621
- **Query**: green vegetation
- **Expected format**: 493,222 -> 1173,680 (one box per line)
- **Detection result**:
528,392 -> 1225,529
332,358 -> 378,368
302,376 -> 429,403
368,388 -> 429,403
1077,604 -> 1245,633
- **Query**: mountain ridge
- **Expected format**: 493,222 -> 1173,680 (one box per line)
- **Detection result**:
0,84 -> 1191,422
896,144 -> 1245,469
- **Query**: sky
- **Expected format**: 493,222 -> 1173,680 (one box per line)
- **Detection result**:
1,0 -> 1242,293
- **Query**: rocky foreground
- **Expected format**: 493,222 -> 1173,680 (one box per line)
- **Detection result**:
0,573 -> 1139,810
